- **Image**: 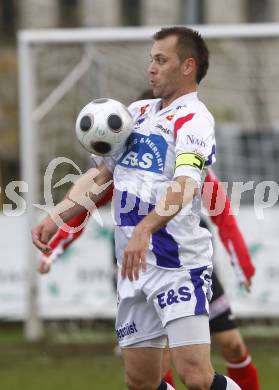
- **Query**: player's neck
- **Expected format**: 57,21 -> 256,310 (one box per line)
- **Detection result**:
161,86 -> 197,109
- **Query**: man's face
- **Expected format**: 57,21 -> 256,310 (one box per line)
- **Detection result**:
148,35 -> 188,101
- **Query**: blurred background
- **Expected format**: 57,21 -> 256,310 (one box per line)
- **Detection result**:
1,0 -> 279,389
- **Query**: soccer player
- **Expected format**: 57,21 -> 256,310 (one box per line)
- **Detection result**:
32,27 -> 241,389
39,169 -> 260,390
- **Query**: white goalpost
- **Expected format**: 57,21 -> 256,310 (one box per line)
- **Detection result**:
17,23 -> 279,340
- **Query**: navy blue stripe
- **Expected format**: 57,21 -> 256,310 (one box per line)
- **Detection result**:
205,144 -> 216,166
114,190 -> 151,226
114,190 -> 180,268
190,266 -> 208,315
151,227 -> 180,268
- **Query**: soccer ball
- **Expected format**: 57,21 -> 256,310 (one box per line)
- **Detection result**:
75,98 -> 133,156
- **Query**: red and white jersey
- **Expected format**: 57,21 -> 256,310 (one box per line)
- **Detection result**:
202,169 -> 255,281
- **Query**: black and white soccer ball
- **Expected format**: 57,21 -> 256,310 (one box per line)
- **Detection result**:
75,98 -> 133,156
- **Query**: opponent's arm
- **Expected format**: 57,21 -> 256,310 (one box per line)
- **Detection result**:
38,210 -> 89,273
32,162 -> 113,253
203,168 -> 255,290
122,175 -> 198,281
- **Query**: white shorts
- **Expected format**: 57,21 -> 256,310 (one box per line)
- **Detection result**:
115,264 -> 212,347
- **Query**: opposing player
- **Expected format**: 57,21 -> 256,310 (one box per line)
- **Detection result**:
201,171 -> 259,389
162,169 -> 260,390
32,27 -> 241,389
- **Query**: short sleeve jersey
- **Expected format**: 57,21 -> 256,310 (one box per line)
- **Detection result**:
96,92 -> 216,270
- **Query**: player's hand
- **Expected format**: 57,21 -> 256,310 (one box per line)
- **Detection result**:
32,217 -> 58,254
38,255 -> 52,274
122,226 -> 150,281
240,278 -> 252,293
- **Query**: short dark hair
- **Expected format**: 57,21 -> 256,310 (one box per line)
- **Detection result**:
153,26 -> 209,84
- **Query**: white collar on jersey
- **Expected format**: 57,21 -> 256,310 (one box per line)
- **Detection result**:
153,91 -> 198,115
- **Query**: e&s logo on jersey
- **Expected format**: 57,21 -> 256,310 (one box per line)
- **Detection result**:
118,133 -> 168,174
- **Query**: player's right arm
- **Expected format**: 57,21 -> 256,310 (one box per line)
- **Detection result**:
32,162 -> 113,254
38,184 -> 114,273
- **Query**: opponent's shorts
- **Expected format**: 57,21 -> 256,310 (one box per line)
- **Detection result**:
115,264 -> 213,347
209,271 -> 237,333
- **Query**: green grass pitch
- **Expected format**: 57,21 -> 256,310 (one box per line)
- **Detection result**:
0,325 -> 278,389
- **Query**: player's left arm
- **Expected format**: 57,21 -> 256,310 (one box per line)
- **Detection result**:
203,169 -> 255,289
122,111 -> 216,281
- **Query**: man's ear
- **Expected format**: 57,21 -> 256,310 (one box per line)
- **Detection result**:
183,57 -> 196,77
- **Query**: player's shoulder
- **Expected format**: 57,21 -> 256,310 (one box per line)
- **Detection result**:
180,98 -> 215,129
128,98 -> 159,117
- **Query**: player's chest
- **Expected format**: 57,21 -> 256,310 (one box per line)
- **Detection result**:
135,111 -> 174,139
117,113 -> 175,174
